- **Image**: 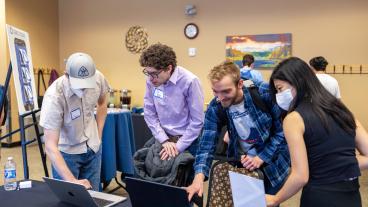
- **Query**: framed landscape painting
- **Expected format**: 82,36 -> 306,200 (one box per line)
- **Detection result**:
226,33 -> 292,68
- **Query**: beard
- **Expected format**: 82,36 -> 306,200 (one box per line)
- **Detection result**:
220,89 -> 240,108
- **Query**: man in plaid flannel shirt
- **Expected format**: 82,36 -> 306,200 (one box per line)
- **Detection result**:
186,62 -> 290,201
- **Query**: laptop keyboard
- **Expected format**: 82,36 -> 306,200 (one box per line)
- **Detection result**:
92,197 -> 114,207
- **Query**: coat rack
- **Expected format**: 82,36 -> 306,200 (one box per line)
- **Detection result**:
33,67 -> 52,75
326,64 -> 368,74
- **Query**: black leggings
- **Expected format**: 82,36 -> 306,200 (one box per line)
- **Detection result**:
300,179 -> 361,207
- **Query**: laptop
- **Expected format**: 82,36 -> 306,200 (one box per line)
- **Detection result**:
125,177 -> 192,207
43,177 -> 126,207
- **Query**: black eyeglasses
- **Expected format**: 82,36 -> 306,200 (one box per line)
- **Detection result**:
142,68 -> 164,79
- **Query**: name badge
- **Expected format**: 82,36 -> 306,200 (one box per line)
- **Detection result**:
70,108 -> 81,120
153,88 -> 164,99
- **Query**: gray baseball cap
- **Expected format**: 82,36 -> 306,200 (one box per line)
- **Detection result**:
66,52 -> 96,89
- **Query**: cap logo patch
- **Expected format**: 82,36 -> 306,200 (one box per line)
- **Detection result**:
78,66 -> 89,77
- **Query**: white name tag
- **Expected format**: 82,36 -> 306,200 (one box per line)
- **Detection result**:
153,88 -> 164,99
70,108 -> 81,120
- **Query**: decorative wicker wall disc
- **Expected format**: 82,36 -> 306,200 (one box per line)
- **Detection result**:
125,26 -> 148,54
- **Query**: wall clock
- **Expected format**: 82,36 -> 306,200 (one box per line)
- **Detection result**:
184,23 -> 199,39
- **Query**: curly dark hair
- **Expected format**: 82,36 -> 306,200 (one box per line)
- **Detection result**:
309,56 -> 329,71
139,43 -> 177,71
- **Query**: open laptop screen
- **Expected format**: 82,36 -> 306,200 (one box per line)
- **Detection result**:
43,177 -> 126,207
125,177 -> 191,207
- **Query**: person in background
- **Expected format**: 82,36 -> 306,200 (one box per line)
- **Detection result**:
240,54 -> 264,84
266,57 -> 368,207
140,43 -> 204,160
309,56 -> 341,98
40,52 -> 109,190
186,61 -> 290,201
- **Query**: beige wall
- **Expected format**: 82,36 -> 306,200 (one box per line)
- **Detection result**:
2,0 -> 59,141
6,0 -> 59,70
59,0 -> 368,128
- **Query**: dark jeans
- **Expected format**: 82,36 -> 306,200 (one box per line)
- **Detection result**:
52,146 -> 102,191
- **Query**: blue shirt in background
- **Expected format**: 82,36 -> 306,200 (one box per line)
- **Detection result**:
240,66 -> 264,84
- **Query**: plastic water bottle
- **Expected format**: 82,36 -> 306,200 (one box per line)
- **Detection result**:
4,157 -> 17,191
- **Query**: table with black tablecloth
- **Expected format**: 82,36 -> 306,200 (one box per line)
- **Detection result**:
0,180 -> 132,207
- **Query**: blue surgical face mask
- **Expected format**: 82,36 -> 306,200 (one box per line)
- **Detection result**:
276,88 -> 294,111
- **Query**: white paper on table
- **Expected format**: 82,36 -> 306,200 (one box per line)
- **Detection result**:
229,171 -> 266,207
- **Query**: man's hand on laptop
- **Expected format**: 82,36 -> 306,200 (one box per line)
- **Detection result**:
73,179 -> 92,189
185,173 -> 204,201
160,141 -> 179,160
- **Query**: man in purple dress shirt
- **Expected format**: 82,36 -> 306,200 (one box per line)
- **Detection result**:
139,43 -> 204,160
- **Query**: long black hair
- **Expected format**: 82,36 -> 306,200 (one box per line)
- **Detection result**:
269,57 -> 356,136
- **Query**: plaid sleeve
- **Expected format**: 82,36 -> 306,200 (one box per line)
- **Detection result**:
193,99 -> 222,178
257,83 -> 286,164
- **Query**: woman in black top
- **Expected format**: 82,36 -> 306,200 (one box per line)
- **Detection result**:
265,57 -> 368,207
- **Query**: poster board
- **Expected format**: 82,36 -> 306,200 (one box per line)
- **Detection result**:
6,24 -> 38,115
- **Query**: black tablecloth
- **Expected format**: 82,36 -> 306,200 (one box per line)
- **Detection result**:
0,180 -> 132,207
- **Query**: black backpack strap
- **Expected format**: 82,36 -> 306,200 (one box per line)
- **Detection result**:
37,70 -> 46,95
216,101 -> 228,126
214,102 -> 229,158
242,79 -> 270,114
247,85 -> 270,114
